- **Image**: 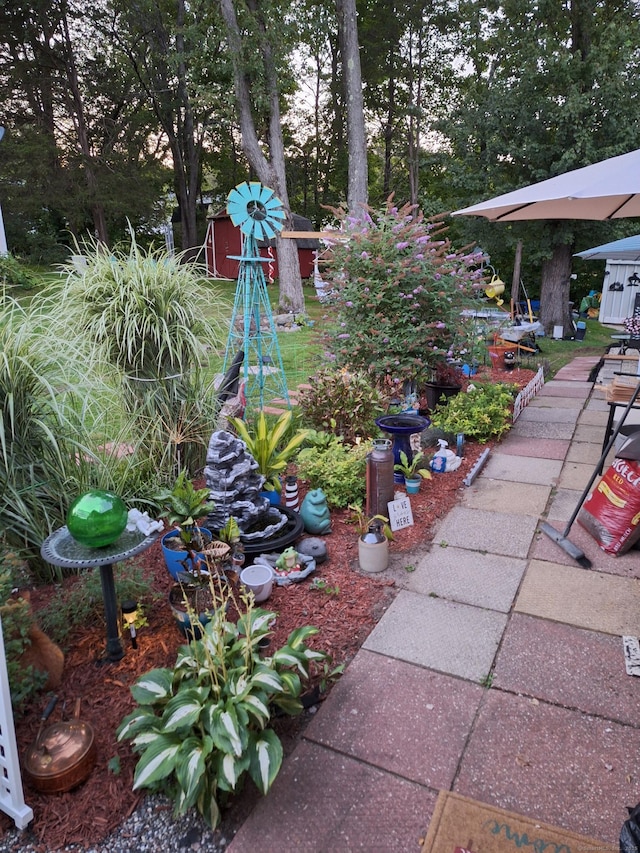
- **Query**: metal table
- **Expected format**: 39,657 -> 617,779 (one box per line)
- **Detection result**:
41,527 -> 158,662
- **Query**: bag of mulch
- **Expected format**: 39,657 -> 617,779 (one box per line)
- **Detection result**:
578,453 -> 640,556
620,802 -> 640,852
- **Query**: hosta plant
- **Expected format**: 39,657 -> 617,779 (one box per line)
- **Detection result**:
117,602 -> 326,828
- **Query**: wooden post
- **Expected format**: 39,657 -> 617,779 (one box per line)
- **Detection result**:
511,240 -> 523,318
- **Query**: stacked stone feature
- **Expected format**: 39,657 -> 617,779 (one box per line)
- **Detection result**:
203,430 -> 286,543
203,430 -> 268,530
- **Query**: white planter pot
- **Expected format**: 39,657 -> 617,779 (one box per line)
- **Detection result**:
358,537 -> 389,573
240,564 -> 275,602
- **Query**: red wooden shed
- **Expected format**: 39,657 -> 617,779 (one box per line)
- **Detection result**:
204,210 -> 319,280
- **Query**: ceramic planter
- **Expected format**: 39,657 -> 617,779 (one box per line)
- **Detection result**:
357,522 -> 390,573
161,527 -> 212,581
404,477 -> 421,495
168,583 -> 213,639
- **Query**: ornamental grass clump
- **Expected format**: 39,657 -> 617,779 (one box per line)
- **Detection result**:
321,199 -> 485,387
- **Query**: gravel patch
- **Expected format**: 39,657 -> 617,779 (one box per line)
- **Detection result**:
1,794 -> 234,852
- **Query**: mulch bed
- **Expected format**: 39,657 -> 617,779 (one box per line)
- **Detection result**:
1,366 -> 535,851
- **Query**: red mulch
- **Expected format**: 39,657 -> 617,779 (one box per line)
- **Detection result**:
1,366 -> 535,851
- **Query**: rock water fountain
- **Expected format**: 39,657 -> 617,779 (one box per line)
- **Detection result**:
203,430 -> 303,556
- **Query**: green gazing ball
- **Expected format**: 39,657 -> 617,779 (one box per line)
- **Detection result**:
67,490 -> 128,548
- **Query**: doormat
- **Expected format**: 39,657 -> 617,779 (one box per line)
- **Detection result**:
422,791 -> 618,853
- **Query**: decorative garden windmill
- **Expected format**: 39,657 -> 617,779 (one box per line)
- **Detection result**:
221,181 -> 290,412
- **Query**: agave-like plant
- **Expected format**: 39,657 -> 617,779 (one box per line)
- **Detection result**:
117,598 -> 326,828
227,409 -> 309,493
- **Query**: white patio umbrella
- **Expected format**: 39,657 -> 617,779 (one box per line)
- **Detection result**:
574,234 -> 640,262
452,148 -> 640,221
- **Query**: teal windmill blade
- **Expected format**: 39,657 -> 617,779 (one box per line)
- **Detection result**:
222,182 -> 290,413
226,181 -> 285,238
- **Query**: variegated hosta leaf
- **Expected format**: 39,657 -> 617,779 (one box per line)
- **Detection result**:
240,693 -> 270,726
270,649 -> 299,669
210,705 -> 245,756
272,694 -> 303,716
130,668 -> 174,704
116,707 -> 159,742
162,687 -> 206,732
197,778 -> 221,829
238,608 -> 276,637
286,624 -> 320,650
216,747 -> 250,792
248,729 -> 283,794
303,648 -> 328,663
250,669 -> 283,693
132,733 -> 182,790
175,736 -> 208,811
278,670 -> 302,697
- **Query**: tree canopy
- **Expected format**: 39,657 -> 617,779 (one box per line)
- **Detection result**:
1,0 -> 639,328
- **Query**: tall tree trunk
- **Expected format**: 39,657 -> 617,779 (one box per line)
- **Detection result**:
61,12 -> 108,244
174,0 -> 199,249
539,242 -> 574,337
336,0 -> 368,215
218,0 -> 305,314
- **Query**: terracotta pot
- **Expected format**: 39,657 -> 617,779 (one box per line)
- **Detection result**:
487,344 -> 517,369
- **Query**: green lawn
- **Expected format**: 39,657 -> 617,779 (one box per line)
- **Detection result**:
19,267 -> 614,387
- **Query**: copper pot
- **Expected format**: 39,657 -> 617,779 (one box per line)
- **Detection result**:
24,697 -> 97,794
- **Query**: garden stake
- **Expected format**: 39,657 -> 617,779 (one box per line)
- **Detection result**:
540,380 -> 640,568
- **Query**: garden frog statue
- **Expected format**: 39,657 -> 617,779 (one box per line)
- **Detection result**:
300,488 -> 331,535
275,547 -> 300,574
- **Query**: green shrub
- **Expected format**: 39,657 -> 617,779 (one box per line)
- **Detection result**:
0,549 -> 47,711
0,254 -> 39,291
297,367 -> 389,443
296,435 -> 369,508
321,199 -> 483,385
430,381 -> 517,443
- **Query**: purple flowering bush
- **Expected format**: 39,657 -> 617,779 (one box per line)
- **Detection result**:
321,200 -> 484,386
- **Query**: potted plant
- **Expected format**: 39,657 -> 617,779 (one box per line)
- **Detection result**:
423,360 -> 464,412
393,450 -> 432,494
228,409 -> 309,500
155,470 -> 219,580
349,505 -> 394,573
168,563 -> 229,639
116,598 -> 327,829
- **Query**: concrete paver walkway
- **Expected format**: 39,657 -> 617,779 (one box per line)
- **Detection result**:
228,356 -> 640,851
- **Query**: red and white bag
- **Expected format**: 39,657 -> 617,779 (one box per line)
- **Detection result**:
578,456 -> 640,555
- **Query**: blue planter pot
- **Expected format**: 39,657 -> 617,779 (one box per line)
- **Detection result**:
404,477 -> 421,495
161,527 -> 212,581
260,489 -> 281,506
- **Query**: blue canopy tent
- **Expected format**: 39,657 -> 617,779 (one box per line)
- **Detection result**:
575,234 -> 640,262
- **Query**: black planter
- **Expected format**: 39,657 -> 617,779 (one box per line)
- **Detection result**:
424,381 -> 461,412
